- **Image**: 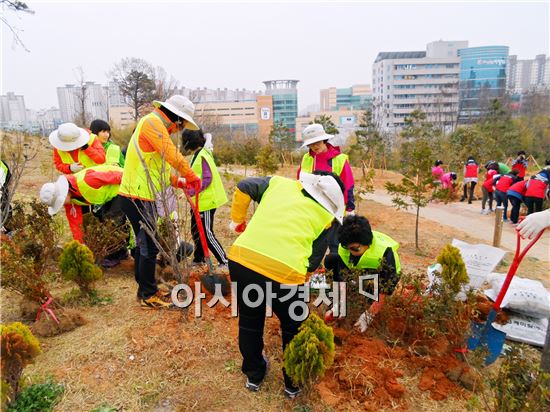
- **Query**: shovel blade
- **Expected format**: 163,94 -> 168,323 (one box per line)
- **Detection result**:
467,320 -> 507,365
200,272 -> 231,297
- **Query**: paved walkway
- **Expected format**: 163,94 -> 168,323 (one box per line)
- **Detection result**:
364,190 -> 550,262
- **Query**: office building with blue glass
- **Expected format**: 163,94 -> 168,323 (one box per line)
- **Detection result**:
458,46 -> 509,122
263,80 -> 299,132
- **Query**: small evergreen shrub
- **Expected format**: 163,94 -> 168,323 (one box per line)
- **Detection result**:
59,241 -> 103,295
0,323 -> 41,404
283,313 -> 335,387
436,244 -> 469,294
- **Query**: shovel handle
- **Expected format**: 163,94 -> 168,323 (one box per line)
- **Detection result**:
493,228 -> 546,310
182,183 -> 211,262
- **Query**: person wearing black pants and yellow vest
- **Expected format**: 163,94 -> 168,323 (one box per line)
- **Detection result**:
227,171 -> 345,399
181,129 -> 228,268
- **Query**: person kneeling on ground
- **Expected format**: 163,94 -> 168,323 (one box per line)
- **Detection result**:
227,171 -> 345,399
324,215 -> 401,331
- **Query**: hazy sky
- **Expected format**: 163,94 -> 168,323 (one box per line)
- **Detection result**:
2,0 -> 549,111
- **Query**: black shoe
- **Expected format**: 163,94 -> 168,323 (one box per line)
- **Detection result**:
460,197 -> 465,202
284,387 -> 302,399
245,354 -> 269,392
468,200 -> 472,204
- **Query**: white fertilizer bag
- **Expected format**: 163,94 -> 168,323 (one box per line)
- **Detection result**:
451,239 -> 505,289
492,315 -> 548,347
485,273 -> 550,318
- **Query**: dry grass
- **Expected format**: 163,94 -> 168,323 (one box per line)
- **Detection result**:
1,142 -> 546,411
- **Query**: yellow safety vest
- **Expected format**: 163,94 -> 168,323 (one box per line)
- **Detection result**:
338,231 -> 401,273
191,148 -> 228,211
229,176 -> 334,284
300,152 -> 347,176
70,164 -> 123,206
118,112 -> 171,201
105,143 -> 122,166
57,134 -> 101,169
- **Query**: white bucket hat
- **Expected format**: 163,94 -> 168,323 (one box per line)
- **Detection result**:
299,172 -> 345,223
301,124 -> 333,148
49,123 -> 90,151
153,95 -> 199,130
39,175 -> 69,216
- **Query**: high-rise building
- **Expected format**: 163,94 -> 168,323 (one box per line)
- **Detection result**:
0,92 -> 27,122
262,80 -> 299,132
507,54 -> 550,93
295,108 -> 365,142
320,85 -> 372,111
458,46 -> 509,122
177,87 -> 262,103
372,40 -> 467,131
57,82 -> 109,123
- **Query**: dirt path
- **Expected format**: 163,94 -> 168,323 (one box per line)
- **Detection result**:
364,190 -> 550,263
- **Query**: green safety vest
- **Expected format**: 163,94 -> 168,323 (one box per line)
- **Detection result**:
57,134 -> 101,169
190,148 -> 228,211
498,162 -> 511,175
229,176 -> 334,284
300,152 -> 347,176
71,164 -> 122,206
118,112 -> 171,201
338,231 -> 401,274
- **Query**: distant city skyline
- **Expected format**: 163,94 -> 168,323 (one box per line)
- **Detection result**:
1,1 -> 548,110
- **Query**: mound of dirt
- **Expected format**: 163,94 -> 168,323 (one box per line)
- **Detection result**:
32,308 -> 86,337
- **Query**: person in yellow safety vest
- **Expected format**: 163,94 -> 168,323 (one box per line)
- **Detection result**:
118,95 -> 201,310
324,215 -> 401,331
227,170 -> 345,400
297,123 -> 356,261
39,165 -> 126,253
51,123 -> 106,174
181,129 -> 228,268
89,119 -> 125,167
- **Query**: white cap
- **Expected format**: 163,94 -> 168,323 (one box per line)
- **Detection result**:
153,95 -> 199,130
49,123 -> 90,151
300,124 -> 333,148
39,175 -> 69,215
299,172 -> 345,223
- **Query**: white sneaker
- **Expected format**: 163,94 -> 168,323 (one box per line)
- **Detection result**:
480,209 -> 487,215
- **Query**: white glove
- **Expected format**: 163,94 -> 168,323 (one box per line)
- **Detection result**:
70,163 -> 84,173
517,210 -> 550,239
354,311 -> 374,333
346,210 -> 356,216
204,133 -> 214,151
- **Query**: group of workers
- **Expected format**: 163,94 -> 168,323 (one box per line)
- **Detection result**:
432,152 -> 550,224
32,96 -> 402,399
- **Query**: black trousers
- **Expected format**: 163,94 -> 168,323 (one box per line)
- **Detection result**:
120,197 -> 159,299
495,190 -> 509,220
508,196 -> 522,224
229,260 -> 304,389
463,181 -> 477,202
94,195 -> 129,261
190,208 -> 227,265
524,196 -> 544,215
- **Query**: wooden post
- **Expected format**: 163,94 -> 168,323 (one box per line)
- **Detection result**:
493,206 -> 504,247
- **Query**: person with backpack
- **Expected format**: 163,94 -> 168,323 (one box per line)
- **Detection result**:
181,129 -> 228,269
461,156 -> 479,204
493,169 -> 520,221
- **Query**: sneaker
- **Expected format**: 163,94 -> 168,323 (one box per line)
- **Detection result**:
284,387 -> 302,399
480,209 -> 487,215
245,354 -> 269,392
460,197 -> 466,202
468,200 -> 472,204
140,291 -> 175,309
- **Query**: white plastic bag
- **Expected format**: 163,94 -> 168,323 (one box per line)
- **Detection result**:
492,315 -> 548,347
451,239 -> 505,289
485,273 -> 550,318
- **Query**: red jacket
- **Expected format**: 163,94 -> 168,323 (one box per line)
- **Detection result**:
525,176 -> 549,199
511,158 -> 528,178
464,163 -> 479,178
483,169 -> 497,192
507,180 -> 527,196
495,174 -> 517,192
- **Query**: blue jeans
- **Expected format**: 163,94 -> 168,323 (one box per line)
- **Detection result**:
495,190 -> 509,220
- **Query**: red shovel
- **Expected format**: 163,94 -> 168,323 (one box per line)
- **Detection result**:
467,228 -> 546,364
182,182 -> 230,296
